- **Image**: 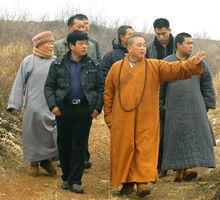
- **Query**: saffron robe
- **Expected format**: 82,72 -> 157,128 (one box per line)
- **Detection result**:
104,55 -> 203,186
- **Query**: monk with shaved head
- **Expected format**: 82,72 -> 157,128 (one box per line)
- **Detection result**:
104,34 -> 206,197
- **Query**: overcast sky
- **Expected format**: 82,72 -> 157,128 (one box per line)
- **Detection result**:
0,0 -> 219,41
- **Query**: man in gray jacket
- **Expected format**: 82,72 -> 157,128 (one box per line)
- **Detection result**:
55,14 -> 101,63
146,18 -> 175,177
54,14 -> 85,57
81,14 -> 102,63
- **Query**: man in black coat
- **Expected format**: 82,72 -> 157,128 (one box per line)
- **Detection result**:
146,18 -> 175,178
101,25 -> 134,79
44,30 -> 103,194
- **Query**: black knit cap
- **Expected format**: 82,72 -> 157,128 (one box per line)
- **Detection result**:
67,30 -> 88,45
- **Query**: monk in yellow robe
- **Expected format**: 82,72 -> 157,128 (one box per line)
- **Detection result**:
104,34 -> 206,197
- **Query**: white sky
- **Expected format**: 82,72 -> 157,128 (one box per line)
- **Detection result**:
0,0 -> 219,40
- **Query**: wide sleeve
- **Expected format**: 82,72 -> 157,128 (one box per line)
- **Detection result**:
7,56 -> 33,110
158,57 -> 203,84
200,62 -> 216,110
103,67 -> 116,128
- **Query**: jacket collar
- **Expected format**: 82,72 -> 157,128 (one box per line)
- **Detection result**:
112,38 -> 127,52
154,34 -> 174,49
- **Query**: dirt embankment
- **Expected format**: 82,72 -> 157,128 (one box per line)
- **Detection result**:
1,114 -> 220,200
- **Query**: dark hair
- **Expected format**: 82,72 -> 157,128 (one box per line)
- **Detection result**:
67,30 -> 88,46
175,32 -> 192,48
118,25 -> 133,43
67,14 -> 88,26
153,18 -> 170,29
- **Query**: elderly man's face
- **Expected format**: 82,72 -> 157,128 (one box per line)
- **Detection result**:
38,41 -> 54,52
127,37 -> 146,60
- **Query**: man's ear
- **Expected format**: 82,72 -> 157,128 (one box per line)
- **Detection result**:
69,43 -> 74,50
127,45 -> 131,53
176,42 -> 181,49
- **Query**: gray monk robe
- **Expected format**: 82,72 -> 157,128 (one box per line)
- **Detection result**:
7,55 -> 58,162
161,54 -> 216,170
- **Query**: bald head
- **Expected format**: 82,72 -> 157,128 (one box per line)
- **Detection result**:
127,34 -> 145,46
127,35 -> 146,62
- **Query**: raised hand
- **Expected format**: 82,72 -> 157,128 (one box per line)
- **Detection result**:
194,50 -> 206,64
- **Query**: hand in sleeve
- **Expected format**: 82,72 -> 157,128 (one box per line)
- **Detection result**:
52,106 -> 62,116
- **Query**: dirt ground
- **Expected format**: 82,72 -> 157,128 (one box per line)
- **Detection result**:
1,115 -> 220,200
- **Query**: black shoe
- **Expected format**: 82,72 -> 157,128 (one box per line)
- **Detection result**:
61,181 -> 70,190
84,160 -> 92,169
40,160 -> 57,177
119,183 -> 135,196
71,184 -> 84,193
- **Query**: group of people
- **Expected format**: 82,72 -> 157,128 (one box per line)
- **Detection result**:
7,14 -> 216,198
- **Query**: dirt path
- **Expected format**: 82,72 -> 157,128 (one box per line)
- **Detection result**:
1,115 -> 220,200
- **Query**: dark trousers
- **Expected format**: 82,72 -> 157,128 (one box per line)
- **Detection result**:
84,141 -> 90,162
56,102 -> 92,185
158,110 -> 165,170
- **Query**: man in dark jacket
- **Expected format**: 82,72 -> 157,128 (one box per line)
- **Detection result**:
78,14 -> 102,168
44,30 -> 103,194
146,18 -> 175,178
147,18 -> 174,59
55,15 -> 101,168
101,25 -> 134,78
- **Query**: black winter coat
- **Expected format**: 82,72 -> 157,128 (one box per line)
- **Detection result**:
100,39 -> 127,79
44,52 -> 103,112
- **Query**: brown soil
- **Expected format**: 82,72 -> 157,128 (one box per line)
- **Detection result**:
1,114 -> 220,200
